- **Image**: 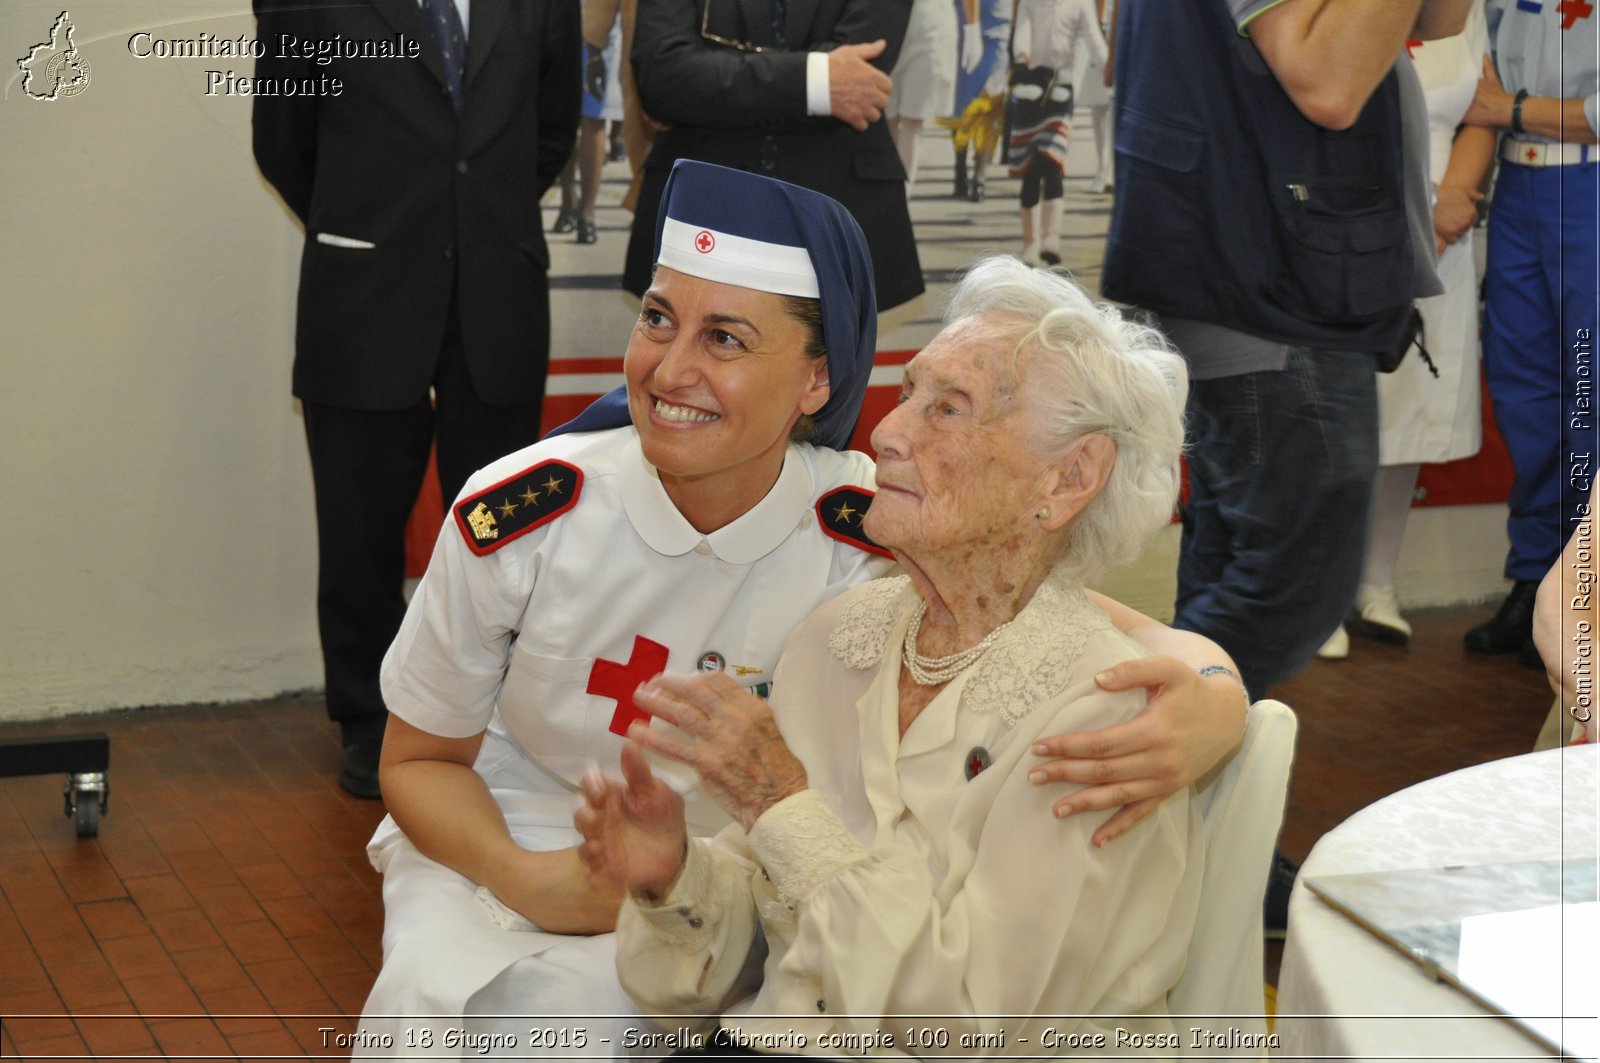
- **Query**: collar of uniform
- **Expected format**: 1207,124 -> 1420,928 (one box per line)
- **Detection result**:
620,438 -> 813,565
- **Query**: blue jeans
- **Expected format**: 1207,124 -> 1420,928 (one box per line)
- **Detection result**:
1174,348 -> 1379,697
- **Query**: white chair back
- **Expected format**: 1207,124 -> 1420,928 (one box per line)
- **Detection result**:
1169,698 -> 1298,1055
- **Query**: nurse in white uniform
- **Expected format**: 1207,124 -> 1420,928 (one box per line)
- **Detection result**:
1318,8 -> 1494,658
357,160 -> 1249,1058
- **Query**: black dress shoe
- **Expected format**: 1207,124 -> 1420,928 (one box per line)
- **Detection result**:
1264,850 -> 1299,940
1519,637 -> 1545,669
338,715 -> 386,800
1463,579 -> 1540,654
967,180 -> 985,203
550,206 -> 578,234
575,218 -> 598,245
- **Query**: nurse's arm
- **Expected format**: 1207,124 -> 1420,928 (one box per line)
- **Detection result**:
1035,592 -> 1249,846
380,716 -> 625,934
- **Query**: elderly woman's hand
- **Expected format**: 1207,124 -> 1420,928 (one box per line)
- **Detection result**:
1027,656 -> 1247,846
575,743 -> 689,900
630,673 -> 809,832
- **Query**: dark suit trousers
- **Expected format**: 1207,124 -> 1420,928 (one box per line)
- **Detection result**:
302,297 -> 544,727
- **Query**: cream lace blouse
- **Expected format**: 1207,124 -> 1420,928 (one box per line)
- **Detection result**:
614,572 -> 1205,1056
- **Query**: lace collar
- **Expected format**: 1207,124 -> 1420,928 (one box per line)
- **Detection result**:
826,570 -> 1110,726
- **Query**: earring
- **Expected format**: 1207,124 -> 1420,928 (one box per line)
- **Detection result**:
1037,507 -> 1050,520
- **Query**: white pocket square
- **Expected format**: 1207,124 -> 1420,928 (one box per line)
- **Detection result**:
315,232 -> 376,249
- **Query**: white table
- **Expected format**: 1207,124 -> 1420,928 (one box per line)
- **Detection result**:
1275,744 -> 1598,1061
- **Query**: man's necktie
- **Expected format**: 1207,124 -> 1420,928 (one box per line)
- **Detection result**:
421,0 -> 467,114
771,0 -> 787,47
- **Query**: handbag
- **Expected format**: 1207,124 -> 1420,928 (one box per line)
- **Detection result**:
1377,306 -> 1437,377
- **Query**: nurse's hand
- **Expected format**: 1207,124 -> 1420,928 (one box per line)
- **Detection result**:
1028,656 -> 1247,846
630,673 -> 809,832
575,743 -> 689,901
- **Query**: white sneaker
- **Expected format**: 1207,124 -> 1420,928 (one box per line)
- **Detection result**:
1354,585 -> 1411,643
1316,624 -> 1349,660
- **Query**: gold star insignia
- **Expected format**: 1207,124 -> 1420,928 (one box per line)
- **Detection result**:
833,502 -> 857,524
520,485 -> 541,506
497,499 -> 519,519
543,475 -> 565,495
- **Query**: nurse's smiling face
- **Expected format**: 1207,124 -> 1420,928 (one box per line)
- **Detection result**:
626,267 -> 830,531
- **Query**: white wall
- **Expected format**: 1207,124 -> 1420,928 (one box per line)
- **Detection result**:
3,2 -> 321,720
0,2 -> 1515,724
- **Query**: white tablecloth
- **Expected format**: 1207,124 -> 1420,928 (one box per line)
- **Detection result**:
1276,744 -> 1598,1061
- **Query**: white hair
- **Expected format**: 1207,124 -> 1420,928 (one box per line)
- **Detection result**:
943,255 -> 1188,583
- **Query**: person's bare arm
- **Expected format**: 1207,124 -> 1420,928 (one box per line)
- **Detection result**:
1462,57 -> 1600,144
1432,122 -> 1496,251
380,716 -> 624,934
1533,488 -> 1599,742
1410,0 -> 1473,42
1244,0 -> 1428,129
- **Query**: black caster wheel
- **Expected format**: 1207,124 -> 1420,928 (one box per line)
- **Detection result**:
63,772 -> 109,837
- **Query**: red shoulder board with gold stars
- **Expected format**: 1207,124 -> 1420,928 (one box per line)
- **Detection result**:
453,460 -> 583,556
817,486 -> 892,558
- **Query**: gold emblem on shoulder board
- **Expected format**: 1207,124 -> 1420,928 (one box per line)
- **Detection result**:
466,502 -> 499,542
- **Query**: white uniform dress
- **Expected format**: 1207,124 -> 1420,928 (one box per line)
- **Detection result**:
1376,8 -> 1487,465
616,573 -> 1204,1055
358,427 -> 892,1058
888,0 -> 959,121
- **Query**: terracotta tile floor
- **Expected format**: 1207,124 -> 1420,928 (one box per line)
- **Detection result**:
0,699 -> 388,1060
0,606 -> 1554,1060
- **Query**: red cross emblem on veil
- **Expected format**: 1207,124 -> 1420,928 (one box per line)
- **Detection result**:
694,230 -> 716,253
588,636 -> 671,737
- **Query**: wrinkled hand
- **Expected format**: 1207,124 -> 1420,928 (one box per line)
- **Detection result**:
960,21 -> 983,74
829,40 -> 892,132
575,743 -> 689,900
1433,184 -> 1484,253
1029,656 -> 1247,847
630,673 -> 808,831
1462,55 -> 1512,129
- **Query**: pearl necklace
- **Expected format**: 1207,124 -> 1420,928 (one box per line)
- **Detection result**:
901,599 -> 1015,686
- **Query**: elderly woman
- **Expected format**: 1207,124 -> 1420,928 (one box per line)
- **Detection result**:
578,255 -> 1202,1052
362,164 -> 1236,1056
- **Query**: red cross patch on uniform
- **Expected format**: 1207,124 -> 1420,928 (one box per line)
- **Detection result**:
453,459 -> 583,556
817,486 -> 892,557
1557,0 -> 1593,29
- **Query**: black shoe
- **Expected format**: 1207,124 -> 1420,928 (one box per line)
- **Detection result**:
1519,637 -> 1545,669
575,218 -> 598,244
338,715 -> 386,800
1264,850 -> 1298,940
967,180 -> 985,203
1463,579 -> 1540,654
550,206 -> 578,234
